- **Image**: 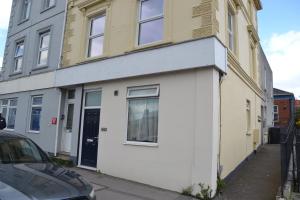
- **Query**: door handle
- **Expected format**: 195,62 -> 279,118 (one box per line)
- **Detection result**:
86,138 -> 94,143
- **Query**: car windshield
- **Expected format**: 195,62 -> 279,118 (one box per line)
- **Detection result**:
0,137 -> 48,164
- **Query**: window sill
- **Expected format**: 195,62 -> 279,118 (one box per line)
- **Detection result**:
18,18 -> 29,25
9,71 -> 22,77
32,65 -> 48,71
123,141 -> 159,147
78,54 -> 108,65
28,130 -> 40,134
129,40 -> 173,53
4,128 -> 15,132
40,5 -> 56,14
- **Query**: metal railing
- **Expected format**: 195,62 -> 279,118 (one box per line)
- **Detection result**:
280,118 -> 296,196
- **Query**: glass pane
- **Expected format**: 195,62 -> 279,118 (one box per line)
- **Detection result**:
66,104 -> 74,130
127,98 -> 158,143
141,0 -> 164,20
90,15 -> 106,36
228,12 -> 233,31
85,91 -> 101,107
30,107 -> 42,131
32,97 -> 43,105
2,100 -> 8,105
45,0 -> 55,8
15,57 -> 23,72
9,99 -> 17,107
139,18 -> 163,45
68,90 -> 75,99
88,36 -> 104,57
7,108 -> 16,129
128,87 -> 158,97
40,34 -> 50,49
229,34 -> 234,50
15,43 -> 24,57
22,0 -> 31,20
2,108 -> 7,120
38,50 -> 48,65
0,139 -> 44,164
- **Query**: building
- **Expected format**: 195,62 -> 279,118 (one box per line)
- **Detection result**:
295,100 -> 300,109
0,0 -> 66,154
258,45 -> 273,144
273,88 -> 295,127
0,0 -> 270,195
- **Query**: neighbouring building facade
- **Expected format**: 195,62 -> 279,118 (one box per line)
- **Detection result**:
0,0 -> 271,195
0,0 -> 66,154
273,88 -> 295,127
259,45 -> 273,144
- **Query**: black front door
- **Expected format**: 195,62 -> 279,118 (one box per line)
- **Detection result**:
81,109 -> 100,168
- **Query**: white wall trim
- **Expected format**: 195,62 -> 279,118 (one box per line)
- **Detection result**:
0,72 -> 55,95
55,37 -> 227,87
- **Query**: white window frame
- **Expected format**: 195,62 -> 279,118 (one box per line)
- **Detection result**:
137,0 -> 164,46
29,96 -> 43,133
274,105 -> 279,122
125,85 -> 160,146
21,0 -> 31,21
1,99 -> 17,131
227,7 -> 235,52
43,0 -> 56,10
87,14 -> 106,58
14,40 -> 25,73
37,30 -> 51,67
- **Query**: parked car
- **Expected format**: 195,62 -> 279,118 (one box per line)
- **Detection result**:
0,131 -> 96,200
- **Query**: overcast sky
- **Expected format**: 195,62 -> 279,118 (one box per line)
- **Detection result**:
0,0 -> 299,98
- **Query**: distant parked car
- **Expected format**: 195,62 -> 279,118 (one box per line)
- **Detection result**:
0,131 -> 96,200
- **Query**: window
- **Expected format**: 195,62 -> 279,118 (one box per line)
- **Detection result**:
30,96 -> 43,132
250,45 -> 257,80
37,31 -> 50,66
87,15 -> 106,58
68,89 -> 76,99
66,104 -> 74,131
1,99 -> 17,130
138,0 -> 164,45
44,0 -> 55,10
227,7 -> 235,52
246,100 -> 251,132
21,0 -> 31,21
14,41 -> 25,73
274,105 -> 279,122
127,86 -> 159,143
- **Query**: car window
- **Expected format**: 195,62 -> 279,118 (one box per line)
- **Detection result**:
0,138 -> 47,164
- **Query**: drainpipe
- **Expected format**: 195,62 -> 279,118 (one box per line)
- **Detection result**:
54,88 -> 62,157
58,0 -> 68,68
76,85 -> 84,165
53,0 -> 68,157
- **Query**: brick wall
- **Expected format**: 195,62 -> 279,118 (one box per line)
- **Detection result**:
274,99 -> 291,127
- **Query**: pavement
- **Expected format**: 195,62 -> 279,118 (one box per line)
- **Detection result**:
216,144 -> 281,200
70,167 -> 196,200
71,144 -> 280,200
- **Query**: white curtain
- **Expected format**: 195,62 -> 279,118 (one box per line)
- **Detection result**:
128,98 -> 158,143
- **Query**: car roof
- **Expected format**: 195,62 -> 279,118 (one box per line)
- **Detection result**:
0,130 -> 27,139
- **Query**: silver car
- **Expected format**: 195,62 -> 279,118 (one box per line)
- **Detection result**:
0,131 -> 96,200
